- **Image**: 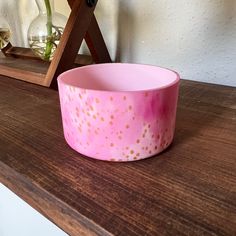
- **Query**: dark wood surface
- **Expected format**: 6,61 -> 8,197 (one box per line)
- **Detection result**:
0,75 -> 235,236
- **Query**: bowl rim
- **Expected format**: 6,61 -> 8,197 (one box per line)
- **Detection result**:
57,63 -> 180,93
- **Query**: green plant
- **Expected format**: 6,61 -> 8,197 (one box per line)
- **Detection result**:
44,0 -> 53,61
29,0 -> 64,61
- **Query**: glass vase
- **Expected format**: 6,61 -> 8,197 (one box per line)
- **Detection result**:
27,0 -> 67,61
0,16 -> 11,49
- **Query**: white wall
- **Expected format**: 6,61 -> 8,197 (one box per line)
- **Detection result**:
0,183 -> 67,236
0,0 -> 236,87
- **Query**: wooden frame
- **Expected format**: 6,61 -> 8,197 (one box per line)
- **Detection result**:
0,0 -> 111,88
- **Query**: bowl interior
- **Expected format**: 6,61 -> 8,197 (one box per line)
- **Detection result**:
58,63 -> 179,92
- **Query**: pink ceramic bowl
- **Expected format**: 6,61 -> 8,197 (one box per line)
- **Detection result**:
58,63 -> 180,162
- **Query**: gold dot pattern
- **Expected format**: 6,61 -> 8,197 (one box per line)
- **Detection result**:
60,86 -> 174,162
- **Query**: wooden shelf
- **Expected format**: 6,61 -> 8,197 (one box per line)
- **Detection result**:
0,54 -> 93,86
0,57 -> 46,85
0,76 -> 236,235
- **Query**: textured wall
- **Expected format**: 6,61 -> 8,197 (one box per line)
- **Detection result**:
0,0 -> 235,86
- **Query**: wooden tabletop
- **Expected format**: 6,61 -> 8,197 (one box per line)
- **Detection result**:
0,75 -> 235,236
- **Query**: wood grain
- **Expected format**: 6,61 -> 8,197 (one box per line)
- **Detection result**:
0,76 -> 235,236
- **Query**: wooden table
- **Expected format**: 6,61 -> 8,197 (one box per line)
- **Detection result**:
0,75 -> 235,236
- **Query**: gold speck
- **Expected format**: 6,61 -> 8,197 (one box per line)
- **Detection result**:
101,117 -> 105,122
128,105 -> 132,110
89,106 -> 94,111
136,139 -> 140,144
126,124 -> 130,129
126,146 -> 129,150
130,150 -> 134,154
109,121 -> 113,125
126,155 -> 129,158
110,158 -> 116,161
133,156 -> 137,160
110,143 -> 114,147
93,115 -> 96,119
118,136 -> 122,140
79,94 -> 82,99
95,98 -> 100,103
123,96 -> 127,100
144,129 -> 147,133
110,115 -> 114,119
136,153 -> 140,157
86,112 -> 90,116
87,122 -> 91,127
142,134 -> 146,138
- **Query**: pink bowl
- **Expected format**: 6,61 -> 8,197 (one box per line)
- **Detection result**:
58,63 -> 180,162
